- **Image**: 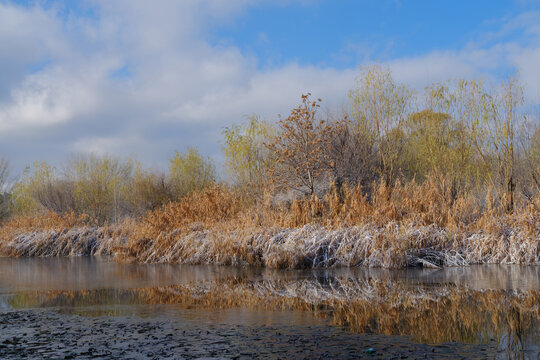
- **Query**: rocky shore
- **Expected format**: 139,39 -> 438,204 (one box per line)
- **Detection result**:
0,309 -> 498,359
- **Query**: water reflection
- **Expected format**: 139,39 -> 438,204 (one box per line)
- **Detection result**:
1,257 -> 539,359
2,257 -> 540,292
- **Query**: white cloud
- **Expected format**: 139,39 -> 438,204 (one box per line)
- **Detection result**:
511,47 -> 540,100
0,0 -> 539,174
0,62 -> 109,131
72,135 -> 141,156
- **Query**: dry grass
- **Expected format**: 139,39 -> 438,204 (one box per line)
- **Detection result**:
1,180 -> 538,268
0,211 -> 127,257
0,211 -> 89,235
137,186 -> 243,236
117,178 -> 538,268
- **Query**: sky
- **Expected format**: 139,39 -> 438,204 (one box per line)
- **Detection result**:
1,0 -> 540,175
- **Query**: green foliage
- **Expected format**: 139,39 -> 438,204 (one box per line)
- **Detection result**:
349,65 -> 413,185
2,67 -> 539,224
222,115 -> 273,199
9,155 -> 136,223
529,127 -> 540,173
0,157 -> 8,189
169,148 -> 216,198
129,164 -> 171,215
425,76 -> 526,209
65,154 -> 134,224
424,81 -> 491,187
521,124 -> 540,194
403,110 -> 473,184
11,161 -> 56,214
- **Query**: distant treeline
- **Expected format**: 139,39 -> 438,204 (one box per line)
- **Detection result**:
0,65 -> 539,225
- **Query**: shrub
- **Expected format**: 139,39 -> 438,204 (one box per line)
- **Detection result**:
168,148 -> 216,198
222,115 -> 274,200
65,154 -> 134,224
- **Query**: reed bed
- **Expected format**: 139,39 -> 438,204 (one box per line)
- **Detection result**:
0,211 -> 127,257
0,180 -> 538,268
118,222 -> 538,268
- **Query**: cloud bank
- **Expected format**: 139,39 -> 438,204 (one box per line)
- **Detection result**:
0,1 -> 539,174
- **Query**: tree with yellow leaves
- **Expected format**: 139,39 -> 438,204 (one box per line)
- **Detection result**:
222,115 -> 273,200
349,65 -> 412,187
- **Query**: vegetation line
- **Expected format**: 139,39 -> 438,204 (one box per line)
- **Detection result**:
0,66 -> 538,268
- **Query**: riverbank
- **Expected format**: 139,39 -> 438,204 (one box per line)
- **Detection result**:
0,184 -> 538,269
0,221 -> 538,269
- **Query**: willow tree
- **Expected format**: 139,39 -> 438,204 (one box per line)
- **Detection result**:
168,148 -> 216,198
525,125 -> 540,192
424,80 -> 491,189
426,75 -> 525,211
129,163 -> 170,215
10,161 -> 56,214
349,65 -> 412,186
222,115 -> 273,200
65,154 -> 134,224
0,157 -> 9,220
404,110 -> 454,178
490,75 -> 523,211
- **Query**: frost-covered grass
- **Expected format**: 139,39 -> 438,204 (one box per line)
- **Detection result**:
119,222 -> 539,268
1,180 -> 538,269
1,221 -> 538,269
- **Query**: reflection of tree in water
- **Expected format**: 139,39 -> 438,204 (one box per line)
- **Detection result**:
498,306 -> 526,360
7,277 -> 540,357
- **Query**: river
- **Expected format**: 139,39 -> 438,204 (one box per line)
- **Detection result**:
0,257 -> 539,359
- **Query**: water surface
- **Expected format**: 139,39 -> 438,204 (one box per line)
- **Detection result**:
2,256 -> 539,292
1,257 -> 539,358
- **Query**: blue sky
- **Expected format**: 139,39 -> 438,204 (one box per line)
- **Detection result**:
213,0 -> 540,68
10,0 -> 540,69
1,0 -> 540,174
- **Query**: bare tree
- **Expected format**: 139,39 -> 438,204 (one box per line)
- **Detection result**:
518,121 -> 540,199
267,94 -> 336,196
0,157 -> 10,220
327,115 -> 378,194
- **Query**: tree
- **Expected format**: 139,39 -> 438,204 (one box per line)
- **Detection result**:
129,163 -> 171,215
222,115 -> 273,200
426,75 -> 526,211
267,94 -> 336,196
423,80 -> 492,189
403,109 -> 476,185
491,75 -> 523,211
0,157 -> 10,220
349,65 -> 412,186
518,123 -> 540,198
526,125 -> 540,191
327,115 -> 377,193
168,148 -> 216,198
11,161 -> 56,214
10,161 -> 76,216
65,154 -> 134,224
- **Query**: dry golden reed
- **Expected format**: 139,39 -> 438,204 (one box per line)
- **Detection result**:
1,179 -> 538,268
0,211 -> 127,257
